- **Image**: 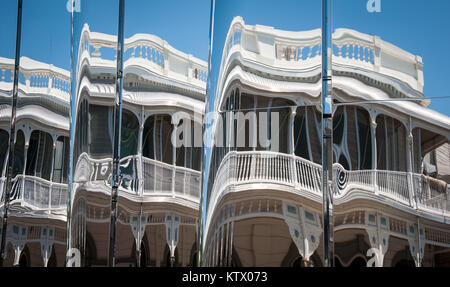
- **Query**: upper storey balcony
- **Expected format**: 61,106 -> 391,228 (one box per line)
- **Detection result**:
214,16 -> 426,115
76,24 -> 207,107
0,27 -> 207,215
73,26 -> 207,212
204,18 -> 450,241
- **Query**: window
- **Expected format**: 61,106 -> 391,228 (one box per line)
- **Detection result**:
52,136 -> 69,183
0,129 -> 8,175
143,114 -> 173,165
26,130 -> 53,181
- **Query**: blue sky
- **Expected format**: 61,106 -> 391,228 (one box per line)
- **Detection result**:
1,0 -> 447,115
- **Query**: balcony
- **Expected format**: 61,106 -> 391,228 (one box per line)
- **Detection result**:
0,154 -> 201,213
73,153 -> 201,207
206,150 -> 450,227
0,175 -> 68,211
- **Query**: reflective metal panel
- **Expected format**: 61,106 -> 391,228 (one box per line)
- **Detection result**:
0,0 -> 18,267
69,0 -> 119,267
332,0 -> 450,267
202,0 -> 323,267
105,0 -> 210,267
1,0 -> 70,267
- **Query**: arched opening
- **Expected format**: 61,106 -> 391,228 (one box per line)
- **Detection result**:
333,106 -> 372,170
376,114 -> 406,172
0,129 -> 9,176
175,118 -> 202,171
143,114 -> 173,165
52,136 -> 70,183
18,253 -> 28,267
84,231 -> 97,267
139,242 -> 147,267
189,242 -> 198,267
164,245 -> 179,267
391,247 -> 415,267
121,109 -> 139,158
13,130 -> 25,178
26,130 -> 53,180
47,245 -> 58,267
348,256 -> 366,267
17,246 -> 30,267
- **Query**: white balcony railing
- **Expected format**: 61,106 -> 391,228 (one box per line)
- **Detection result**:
221,18 -> 424,94
74,152 -> 201,202
0,174 -> 68,210
0,154 -> 201,212
0,56 -> 70,103
142,157 -> 201,200
78,24 -> 207,91
208,151 -> 450,221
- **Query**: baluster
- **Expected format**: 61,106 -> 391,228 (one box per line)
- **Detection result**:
280,157 -> 284,182
307,46 -> 312,59
301,162 -> 307,189
239,155 -> 244,181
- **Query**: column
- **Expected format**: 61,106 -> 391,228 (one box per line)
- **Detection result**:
21,142 -> 29,201
49,142 -> 56,210
138,107 -> 144,196
406,128 -> 416,208
171,119 -> 176,197
370,116 -> 378,194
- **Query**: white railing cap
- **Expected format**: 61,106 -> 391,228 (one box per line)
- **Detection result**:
0,56 -> 70,79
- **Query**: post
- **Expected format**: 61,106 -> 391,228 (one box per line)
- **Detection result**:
370,117 -> 378,194
407,126 -> 415,208
0,0 -> 23,266
198,0 -> 215,267
108,0 -> 125,267
321,0 -> 334,267
290,107 -> 298,185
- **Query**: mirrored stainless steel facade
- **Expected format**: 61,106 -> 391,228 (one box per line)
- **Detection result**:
0,0 -> 449,268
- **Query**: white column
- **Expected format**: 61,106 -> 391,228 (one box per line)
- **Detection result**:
21,143 -> 29,201
138,107 -> 144,196
407,130 -> 416,208
171,120 -> 176,198
370,118 -> 378,194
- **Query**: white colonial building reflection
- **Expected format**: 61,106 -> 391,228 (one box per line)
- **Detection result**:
0,24 -> 207,266
202,17 -> 450,267
70,24 -> 207,267
1,17 -> 449,267
0,56 -> 70,266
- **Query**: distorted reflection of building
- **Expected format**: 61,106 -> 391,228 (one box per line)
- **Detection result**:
0,56 -> 70,266
202,17 -> 450,267
70,24 -> 206,267
0,24 -> 207,266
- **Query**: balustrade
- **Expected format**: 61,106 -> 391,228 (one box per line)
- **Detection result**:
77,25 -> 207,88
209,151 -> 450,218
142,156 -> 201,200
221,18 -> 424,93
0,175 -> 68,210
0,57 -> 70,101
